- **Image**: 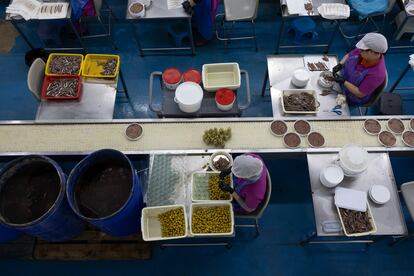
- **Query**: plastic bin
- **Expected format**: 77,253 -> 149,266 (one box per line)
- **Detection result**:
202,63 -> 240,92
190,202 -> 234,237
191,171 -> 233,202
336,204 -> 377,237
82,54 -> 120,79
41,75 -> 82,100
281,89 -> 319,115
45,53 -> 84,76
141,205 -> 188,241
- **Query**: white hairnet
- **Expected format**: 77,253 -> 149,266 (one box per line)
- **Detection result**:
231,155 -> 263,179
356,33 -> 388,54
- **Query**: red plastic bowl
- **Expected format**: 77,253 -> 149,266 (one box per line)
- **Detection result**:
183,69 -> 201,84
162,67 -> 182,89
215,88 -> 235,105
41,75 -> 81,100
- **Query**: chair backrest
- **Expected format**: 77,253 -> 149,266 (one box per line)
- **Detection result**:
224,0 -> 259,21
236,169 -> 272,219
401,181 -> 414,221
362,71 -> 388,107
27,58 -> 45,101
93,0 -> 102,17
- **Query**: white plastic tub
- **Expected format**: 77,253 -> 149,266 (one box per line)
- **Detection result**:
336,204 -> 377,237
174,82 -> 203,113
190,202 -> 234,237
202,63 -> 241,92
281,89 -> 319,115
141,204 -> 188,241
191,171 -> 233,202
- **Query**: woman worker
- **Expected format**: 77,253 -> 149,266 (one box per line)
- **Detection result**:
219,154 -> 267,214
332,32 -> 388,106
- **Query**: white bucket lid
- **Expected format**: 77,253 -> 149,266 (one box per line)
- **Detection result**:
324,165 -> 344,185
339,144 -> 368,172
175,82 -> 203,105
293,68 -> 310,82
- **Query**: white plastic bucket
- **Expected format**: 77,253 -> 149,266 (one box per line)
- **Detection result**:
174,82 -> 203,113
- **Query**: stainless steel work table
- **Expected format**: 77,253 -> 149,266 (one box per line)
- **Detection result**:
276,0 -> 345,53
304,153 -> 407,244
126,0 -> 195,56
5,0 -> 84,50
146,154 -> 234,247
265,55 -> 351,118
36,82 -> 117,121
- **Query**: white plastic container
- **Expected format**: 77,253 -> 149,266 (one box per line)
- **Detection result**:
281,89 -> 319,115
319,164 -> 344,188
128,1 -> 146,18
291,68 -> 310,88
190,202 -> 234,237
209,151 -> 233,172
141,204 -> 188,241
336,204 -> 377,237
318,71 -> 334,88
174,82 -> 203,113
369,185 -> 390,205
202,63 -> 241,92
337,144 -> 369,177
191,171 -> 233,202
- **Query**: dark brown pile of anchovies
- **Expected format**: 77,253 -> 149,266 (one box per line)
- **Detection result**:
48,56 -> 82,75
46,79 -> 78,97
98,58 -> 117,76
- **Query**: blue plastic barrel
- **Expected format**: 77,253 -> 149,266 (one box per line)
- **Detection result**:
0,156 -> 86,242
0,224 -> 21,243
67,149 -> 144,237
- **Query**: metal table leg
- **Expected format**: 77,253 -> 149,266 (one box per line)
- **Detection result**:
187,17 -> 195,56
325,20 -> 340,54
67,18 -> 85,50
261,68 -> 269,97
11,20 -> 34,49
389,64 -> 411,93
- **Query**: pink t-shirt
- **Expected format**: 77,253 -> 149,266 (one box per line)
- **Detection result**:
347,48 -> 386,96
237,154 -> 267,211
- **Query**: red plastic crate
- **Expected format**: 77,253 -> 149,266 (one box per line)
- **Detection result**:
41,75 -> 82,100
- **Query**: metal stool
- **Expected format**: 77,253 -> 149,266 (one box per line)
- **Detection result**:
378,93 -> 403,115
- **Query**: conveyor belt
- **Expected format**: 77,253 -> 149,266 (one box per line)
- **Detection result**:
0,119 -> 413,154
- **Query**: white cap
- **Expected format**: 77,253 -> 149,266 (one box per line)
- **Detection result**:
231,155 -> 263,179
356,33 -> 388,54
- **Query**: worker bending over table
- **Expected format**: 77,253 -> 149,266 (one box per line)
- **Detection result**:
332,33 -> 388,106
219,154 -> 267,214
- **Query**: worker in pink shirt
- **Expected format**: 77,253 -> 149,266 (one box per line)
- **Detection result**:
332,32 -> 388,106
219,153 -> 267,214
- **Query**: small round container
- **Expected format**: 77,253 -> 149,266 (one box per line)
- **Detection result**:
307,132 -> 325,148
215,88 -> 236,111
337,144 -> 369,177
363,119 -> 382,135
270,120 -> 288,137
162,68 -> 182,90
291,68 -> 310,88
125,123 -> 143,141
402,130 -> 414,148
318,71 -> 334,88
387,118 -> 405,135
409,118 -> 414,132
283,132 -> 301,149
378,131 -> 396,147
369,185 -> 390,205
174,82 -> 203,113
319,164 -> 344,188
294,120 -> 311,136
183,69 -> 201,84
128,1 -> 146,18
209,151 -> 233,172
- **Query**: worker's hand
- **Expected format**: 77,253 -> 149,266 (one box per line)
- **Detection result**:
219,180 -> 234,194
333,74 -> 345,84
332,63 -> 343,75
219,168 -> 231,179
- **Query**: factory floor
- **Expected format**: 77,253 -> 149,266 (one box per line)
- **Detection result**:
1,1 -> 414,275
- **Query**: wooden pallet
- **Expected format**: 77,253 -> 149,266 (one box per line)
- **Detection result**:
1,228 -> 152,260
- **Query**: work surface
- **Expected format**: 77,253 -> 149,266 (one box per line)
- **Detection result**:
0,117 -> 413,154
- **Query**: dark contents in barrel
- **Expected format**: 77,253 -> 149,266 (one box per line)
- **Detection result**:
403,131 -> 414,147
270,120 -> 287,135
364,119 -> 381,134
379,131 -> 396,147
339,208 -> 373,234
388,118 -> 404,134
410,119 -> 414,131
284,133 -> 301,148
308,132 -> 325,147
126,124 -> 143,139
75,160 -> 132,218
0,160 -> 60,224
283,93 -> 316,112
294,120 -> 311,135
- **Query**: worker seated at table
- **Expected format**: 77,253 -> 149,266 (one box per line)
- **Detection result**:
219,153 -> 267,214
332,32 -> 388,106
